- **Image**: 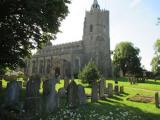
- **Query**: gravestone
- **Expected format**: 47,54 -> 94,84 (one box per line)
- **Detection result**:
114,85 -> 119,95
78,85 -> 86,104
91,82 -> 99,102
155,92 -> 160,108
43,79 -> 58,113
120,86 -> 124,94
108,83 -> 113,97
67,80 -> 79,107
99,79 -> 105,99
5,80 -> 21,105
24,79 -> 41,113
64,77 -> 70,90
58,87 -> 66,108
17,81 -> 22,89
0,80 -> 2,91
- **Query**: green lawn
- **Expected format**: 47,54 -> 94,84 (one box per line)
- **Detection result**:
1,78 -> 160,120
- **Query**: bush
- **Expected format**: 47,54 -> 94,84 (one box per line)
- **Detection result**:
78,60 -> 100,84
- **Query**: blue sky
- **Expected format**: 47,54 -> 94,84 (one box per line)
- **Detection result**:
53,0 -> 160,70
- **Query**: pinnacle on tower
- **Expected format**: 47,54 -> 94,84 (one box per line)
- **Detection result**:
91,0 -> 100,11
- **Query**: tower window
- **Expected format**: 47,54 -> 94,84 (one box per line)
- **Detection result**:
90,24 -> 93,32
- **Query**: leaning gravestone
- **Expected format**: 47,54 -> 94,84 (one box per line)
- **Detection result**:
99,79 -> 105,99
43,79 -> 58,113
120,86 -> 124,94
155,92 -> 160,108
108,83 -> 113,97
67,80 -> 79,107
25,79 -> 41,114
91,82 -> 99,102
78,85 -> 86,104
114,85 -> 119,95
4,80 -> 21,105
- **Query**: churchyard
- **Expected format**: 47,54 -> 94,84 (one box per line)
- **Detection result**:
0,77 -> 160,120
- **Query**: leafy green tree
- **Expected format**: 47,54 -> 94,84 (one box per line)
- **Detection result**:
151,39 -> 160,75
78,60 -> 100,84
113,41 -> 142,76
0,0 -> 70,71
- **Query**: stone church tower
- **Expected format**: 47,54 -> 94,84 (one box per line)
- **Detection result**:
24,0 -> 112,78
83,0 -> 112,77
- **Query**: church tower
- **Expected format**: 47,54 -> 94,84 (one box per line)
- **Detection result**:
82,0 -> 112,77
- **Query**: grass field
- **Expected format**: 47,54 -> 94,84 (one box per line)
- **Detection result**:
0,78 -> 160,120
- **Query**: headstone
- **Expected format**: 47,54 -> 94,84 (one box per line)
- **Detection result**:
0,80 -> 2,91
108,83 -> 113,97
155,92 -> 159,108
78,85 -> 86,104
5,80 -> 21,105
64,77 -> 70,90
24,79 -> 41,113
91,82 -> 99,102
58,87 -> 66,108
17,81 -> 22,89
67,80 -> 79,107
120,86 -> 124,94
43,79 -> 58,113
99,79 -> 105,99
114,85 -> 119,95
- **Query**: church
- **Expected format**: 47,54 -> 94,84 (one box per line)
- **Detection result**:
24,0 -> 112,78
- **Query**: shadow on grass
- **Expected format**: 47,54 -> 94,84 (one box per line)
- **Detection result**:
86,100 -> 160,120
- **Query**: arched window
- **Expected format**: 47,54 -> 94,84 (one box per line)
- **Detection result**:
90,24 -> 93,32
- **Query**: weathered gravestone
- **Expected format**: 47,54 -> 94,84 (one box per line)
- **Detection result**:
78,85 -> 86,104
17,81 -> 22,89
43,79 -> 58,113
155,92 -> 160,108
114,85 -> 119,95
25,79 -> 41,113
64,77 -> 70,90
57,87 -> 66,108
67,80 -> 79,107
120,86 -> 124,94
0,80 -> 2,91
99,79 -> 105,99
4,80 -> 21,105
91,82 -> 99,102
108,83 -> 113,97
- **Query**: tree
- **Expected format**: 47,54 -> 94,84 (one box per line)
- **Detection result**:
0,0 -> 70,71
78,60 -> 100,84
151,39 -> 160,75
113,41 -> 142,76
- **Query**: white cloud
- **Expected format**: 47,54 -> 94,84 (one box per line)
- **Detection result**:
130,0 -> 142,8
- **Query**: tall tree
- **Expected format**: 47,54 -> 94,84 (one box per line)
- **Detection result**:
0,0 -> 70,71
151,39 -> 160,74
113,41 -> 142,76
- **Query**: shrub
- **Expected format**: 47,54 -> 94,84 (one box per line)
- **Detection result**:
78,60 -> 100,84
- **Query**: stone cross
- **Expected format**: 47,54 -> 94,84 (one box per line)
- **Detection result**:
67,80 -> 79,107
4,80 -> 21,105
78,85 -> 86,104
91,82 -> 99,102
